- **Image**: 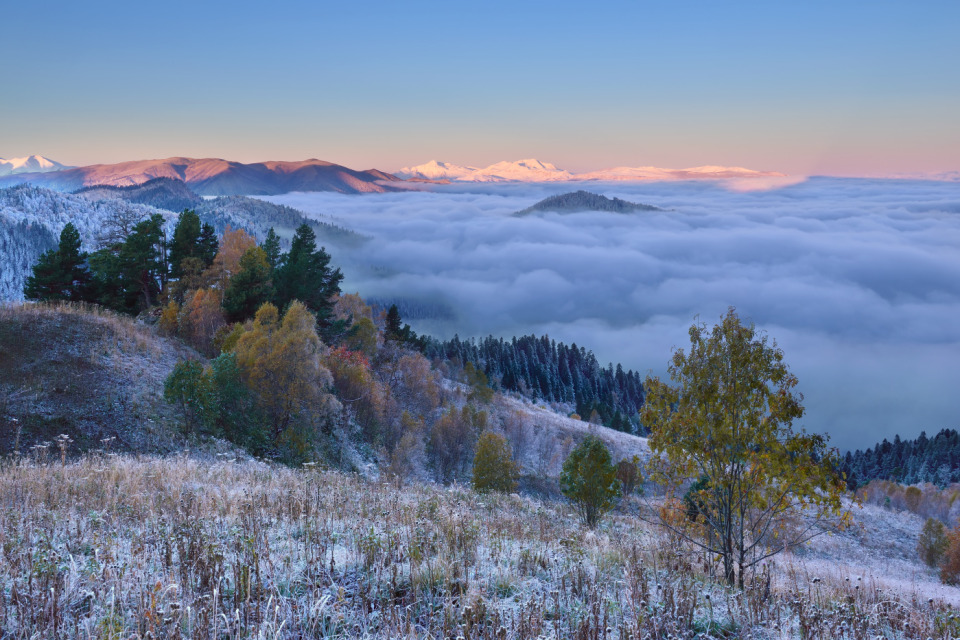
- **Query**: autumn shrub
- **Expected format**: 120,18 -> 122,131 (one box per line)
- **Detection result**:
427,405 -> 486,484
560,435 -> 620,527
472,431 -> 518,494
905,486 -> 922,512
918,517 -> 949,568
163,359 -> 209,435
158,300 -> 180,335
343,316 -> 379,358
464,362 -> 494,404
939,525 -> 960,584
324,346 -> 387,443
616,456 -> 643,496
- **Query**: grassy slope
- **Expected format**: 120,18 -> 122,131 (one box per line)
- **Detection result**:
0,455 -> 955,639
0,303 -> 197,455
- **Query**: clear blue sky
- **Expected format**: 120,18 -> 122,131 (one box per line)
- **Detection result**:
2,0 -> 958,175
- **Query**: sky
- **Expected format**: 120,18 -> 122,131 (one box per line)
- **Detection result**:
2,1 -> 959,176
263,179 -> 960,452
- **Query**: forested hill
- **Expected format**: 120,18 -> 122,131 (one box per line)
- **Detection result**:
840,428 -> 960,489
514,190 -> 663,216
423,334 -> 645,433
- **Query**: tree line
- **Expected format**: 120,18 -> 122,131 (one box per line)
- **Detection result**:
840,429 -> 960,489
421,334 -> 645,434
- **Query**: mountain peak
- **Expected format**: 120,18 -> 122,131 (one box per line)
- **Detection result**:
0,154 -> 71,176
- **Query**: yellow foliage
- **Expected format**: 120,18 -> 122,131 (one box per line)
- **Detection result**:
233,301 -> 338,438
158,300 -> 180,336
472,431 -> 518,494
343,316 -> 378,358
642,308 -> 852,587
334,292 -> 373,323
203,227 -> 257,294
180,288 -> 225,355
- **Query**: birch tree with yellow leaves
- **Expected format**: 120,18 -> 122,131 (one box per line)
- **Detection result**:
233,301 -> 339,445
642,308 -> 852,588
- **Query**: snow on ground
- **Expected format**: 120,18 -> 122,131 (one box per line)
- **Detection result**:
785,501 -> 960,605
496,392 -> 649,477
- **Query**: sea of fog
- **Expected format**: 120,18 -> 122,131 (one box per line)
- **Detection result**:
260,178 -> 960,452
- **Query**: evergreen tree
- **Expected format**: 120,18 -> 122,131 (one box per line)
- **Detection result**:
119,213 -> 167,310
274,223 -> 344,341
261,227 -> 282,270
168,209 -> 201,278
197,222 -> 219,266
385,304 -> 403,340
23,223 -> 92,302
89,213 -> 167,313
222,246 -> 274,323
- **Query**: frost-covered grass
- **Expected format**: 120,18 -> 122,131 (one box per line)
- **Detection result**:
1,454 -> 957,639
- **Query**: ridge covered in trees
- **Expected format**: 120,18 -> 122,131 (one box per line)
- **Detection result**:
422,333 -> 645,433
514,190 -> 663,216
840,428 -> 960,489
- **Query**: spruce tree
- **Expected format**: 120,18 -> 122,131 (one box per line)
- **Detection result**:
274,223 -> 343,341
197,223 -> 219,267
385,304 -> 403,340
261,227 -> 282,270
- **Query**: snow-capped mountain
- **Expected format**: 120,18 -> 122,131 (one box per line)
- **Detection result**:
398,159 -> 785,183
468,159 -> 574,182
395,160 -> 479,181
397,159 -> 574,182
0,155 -> 71,176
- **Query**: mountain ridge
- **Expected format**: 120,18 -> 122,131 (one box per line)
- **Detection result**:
397,158 -> 786,183
0,157 -> 403,195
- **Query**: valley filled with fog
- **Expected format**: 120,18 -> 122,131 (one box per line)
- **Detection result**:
262,178 -> 960,451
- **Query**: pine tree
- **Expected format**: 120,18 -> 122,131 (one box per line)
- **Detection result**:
385,304 -> 403,340
223,247 -> 274,323
118,213 -> 167,310
168,209 -> 201,279
23,223 -> 92,302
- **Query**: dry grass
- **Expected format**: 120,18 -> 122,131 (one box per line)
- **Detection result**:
0,302 -> 197,455
0,454 -> 956,639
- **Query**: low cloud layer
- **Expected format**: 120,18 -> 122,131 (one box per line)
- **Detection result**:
263,178 -> 960,451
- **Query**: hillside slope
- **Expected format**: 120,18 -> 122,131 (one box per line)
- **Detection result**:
75,176 -> 204,212
0,303 -> 197,454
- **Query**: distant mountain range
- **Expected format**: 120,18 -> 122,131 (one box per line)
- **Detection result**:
0,157 -> 402,195
0,155 -> 71,176
514,191 -> 664,216
397,159 -> 787,183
